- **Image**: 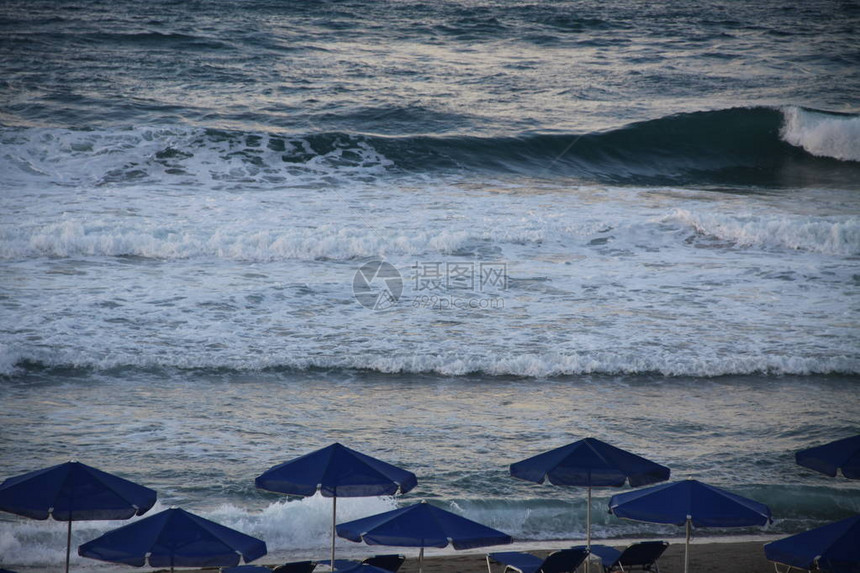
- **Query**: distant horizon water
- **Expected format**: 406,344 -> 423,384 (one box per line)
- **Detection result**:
1,0 -> 859,570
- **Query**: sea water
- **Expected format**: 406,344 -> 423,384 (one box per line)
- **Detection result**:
1,1 -> 859,571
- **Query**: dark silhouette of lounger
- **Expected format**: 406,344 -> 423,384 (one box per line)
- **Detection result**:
487,548 -> 590,573
273,561 -> 318,573
589,541 -> 668,572
320,554 -> 406,573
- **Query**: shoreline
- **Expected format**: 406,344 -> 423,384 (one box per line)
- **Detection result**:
1,535 -> 784,573
208,536 -> 782,573
396,540 -> 777,573
331,537 -> 782,573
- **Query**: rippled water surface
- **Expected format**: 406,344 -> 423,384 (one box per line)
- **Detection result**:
1,0 -> 859,570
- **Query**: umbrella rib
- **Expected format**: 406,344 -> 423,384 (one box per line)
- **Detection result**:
344,458 -> 405,492
585,441 -> 614,472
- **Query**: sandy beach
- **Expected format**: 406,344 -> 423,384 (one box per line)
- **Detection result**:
420,542 -> 776,573
206,538 -> 778,573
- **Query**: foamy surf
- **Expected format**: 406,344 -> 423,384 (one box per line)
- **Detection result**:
781,107 -> 860,163
3,106 -> 860,190
3,201 -> 857,262
1,488 -> 856,570
662,209 -> 860,256
3,348 -> 858,379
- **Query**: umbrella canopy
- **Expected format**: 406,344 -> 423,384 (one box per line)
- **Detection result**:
764,515 -> 860,573
510,437 -> 670,551
609,478 -> 771,527
256,443 -> 417,567
255,443 -> 417,498
78,507 -> 267,572
796,435 -> 860,479
0,460 -> 156,521
0,461 -> 156,573
609,479 -> 772,573
336,501 -> 513,573
510,437 -> 670,488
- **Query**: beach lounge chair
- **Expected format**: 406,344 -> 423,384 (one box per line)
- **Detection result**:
319,561 -> 357,571
588,541 -> 668,572
487,548 -> 590,573
273,561 -> 317,573
361,554 -> 406,572
320,555 -> 406,573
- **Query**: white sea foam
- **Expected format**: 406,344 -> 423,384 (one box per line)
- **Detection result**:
0,492 -> 838,570
3,343 -> 857,378
0,221 -> 497,261
0,126 -> 394,191
0,497 -> 397,569
2,185 -> 858,379
0,203 -> 590,262
208,495 -> 399,553
0,500 -> 167,568
662,208 -> 860,255
781,107 -> 860,162
2,150 -> 858,384
10,196 -> 856,264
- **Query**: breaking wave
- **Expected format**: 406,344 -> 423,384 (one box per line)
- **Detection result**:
1,489 -> 857,568
2,107 -> 858,190
663,209 -> 860,256
781,107 -> 860,163
2,207 -> 856,262
3,346 -> 858,379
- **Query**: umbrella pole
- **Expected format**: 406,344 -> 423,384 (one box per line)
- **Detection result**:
419,546 -> 424,573
586,486 -> 592,549
585,486 -> 592,573
331,495 -> 337,570
66,520 -> 72,573
684,517 -> 691,573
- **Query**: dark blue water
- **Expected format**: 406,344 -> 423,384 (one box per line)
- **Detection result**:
2,0 -> 860,188
1,1 -> 859,570
2,1 -> 859,135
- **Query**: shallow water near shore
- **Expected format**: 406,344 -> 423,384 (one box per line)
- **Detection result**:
1,369 -> 858,570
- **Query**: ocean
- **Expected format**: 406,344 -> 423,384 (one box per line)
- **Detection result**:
1,0 -> 859,570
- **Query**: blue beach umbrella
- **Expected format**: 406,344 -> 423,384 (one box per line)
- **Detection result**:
764,514 -> 860,573
796,435 -> 860,479
0,461 -> 157,573
609,479 -> 772,573
255,443 -> 417,567
336,500 -> 513,573
78,506 -> 267,572
510,437 -> 670,550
